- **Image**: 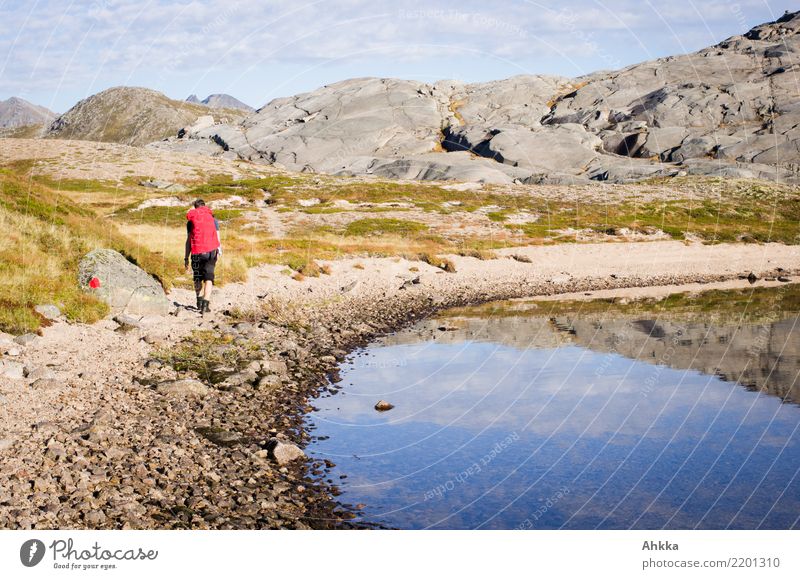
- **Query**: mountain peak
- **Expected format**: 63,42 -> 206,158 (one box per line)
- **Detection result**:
0,96 -> 56,129
185,93 -> 254,112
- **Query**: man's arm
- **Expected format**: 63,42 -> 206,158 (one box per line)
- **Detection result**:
184,221 -> 192,267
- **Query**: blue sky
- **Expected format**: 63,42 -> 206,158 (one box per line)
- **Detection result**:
0,0 -> 788,113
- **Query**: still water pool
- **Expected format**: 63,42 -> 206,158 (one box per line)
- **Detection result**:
307,286 -> 800,529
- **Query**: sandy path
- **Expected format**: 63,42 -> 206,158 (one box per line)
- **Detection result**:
171,240 -> 800,314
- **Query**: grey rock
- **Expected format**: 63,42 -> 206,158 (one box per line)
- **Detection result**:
257,375 -> 281,390
46,86 -> 246,146
34,304 -> 62,321
196,427 -> 242,446
14,333 -> 37,346
156,379 -> 210,398
78,249 -> 171,316
224,370 -> 258,386
138,179 -> 187,193
30,378 -> 60,390
637,127 -> 689,159
139,179 -> 171,189
113,314 -> 143,329
261,359 -> 288,376
0,360 -> 25,380
0,438 -> 14,451
267,438 -> 305,466
54,12 -> 800,184
25,366 -> 56,381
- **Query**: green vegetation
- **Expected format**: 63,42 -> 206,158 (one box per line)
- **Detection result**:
444,282 -> 800,325
418,253 -> 457,273
152,330 -> 259,383
344,218 -> 428,237
487,210 -> 510,222
504,194 -> 800,244
0,165 -> 174,333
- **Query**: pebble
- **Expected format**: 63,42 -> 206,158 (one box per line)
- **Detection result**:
268,439 -> 305,466
113,314 -> 143,329
374,400 -> 395,411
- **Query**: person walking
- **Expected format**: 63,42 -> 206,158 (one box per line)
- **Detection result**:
184,199 -> 221,314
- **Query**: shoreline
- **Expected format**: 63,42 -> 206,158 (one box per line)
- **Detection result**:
2,240 -> 800,529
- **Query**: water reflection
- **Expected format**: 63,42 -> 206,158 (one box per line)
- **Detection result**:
308,290 -> 800,529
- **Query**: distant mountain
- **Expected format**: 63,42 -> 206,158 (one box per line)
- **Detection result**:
0,97 -> 56,129
186,93 -> 253,112
46,87 -> 247,146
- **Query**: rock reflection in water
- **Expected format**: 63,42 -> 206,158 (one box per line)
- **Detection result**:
386,313 -> 800,405
308,294 -> 800,530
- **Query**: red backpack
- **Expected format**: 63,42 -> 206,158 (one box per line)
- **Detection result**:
187,206 -> 219,254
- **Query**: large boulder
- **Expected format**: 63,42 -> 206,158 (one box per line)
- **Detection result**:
78,249 -> 171,316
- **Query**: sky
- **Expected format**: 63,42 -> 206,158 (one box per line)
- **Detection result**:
0,0 -> 789,113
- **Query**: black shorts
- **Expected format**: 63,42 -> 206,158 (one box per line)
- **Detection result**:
191,250 -> 218,283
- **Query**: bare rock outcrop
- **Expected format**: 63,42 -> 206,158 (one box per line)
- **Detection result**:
100,12 -> 800,183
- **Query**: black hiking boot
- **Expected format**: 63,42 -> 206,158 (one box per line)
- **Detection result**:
200,299 -> 211,314
196,295 -> 203,310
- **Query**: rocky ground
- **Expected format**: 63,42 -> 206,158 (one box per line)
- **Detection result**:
1,240 -> 800,529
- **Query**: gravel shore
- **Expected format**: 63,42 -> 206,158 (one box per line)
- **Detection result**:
1,240 -> 799,529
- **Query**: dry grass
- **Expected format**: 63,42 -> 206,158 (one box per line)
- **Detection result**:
418,253 -> 457,273
0,167 -> 172,333
457,248 -> 497,260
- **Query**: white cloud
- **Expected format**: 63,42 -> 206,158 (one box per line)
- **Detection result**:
0,0 -> 787,107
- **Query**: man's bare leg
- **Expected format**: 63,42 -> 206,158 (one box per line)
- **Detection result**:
194,279 -> 203,309
200,280 -> 213,313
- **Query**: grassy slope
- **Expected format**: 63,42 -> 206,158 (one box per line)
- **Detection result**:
0,162 -> 174,333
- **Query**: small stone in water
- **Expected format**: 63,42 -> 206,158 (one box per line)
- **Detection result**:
374,400 -> 394,412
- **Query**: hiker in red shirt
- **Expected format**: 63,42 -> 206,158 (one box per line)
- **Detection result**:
184,199 -> 221,314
